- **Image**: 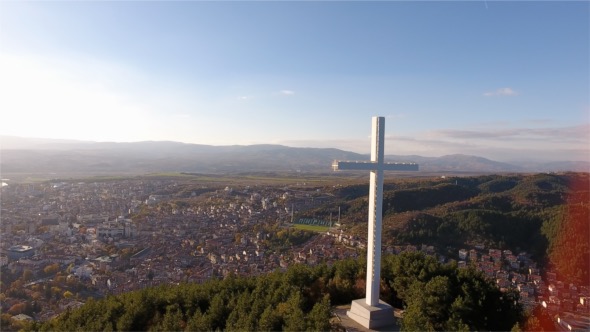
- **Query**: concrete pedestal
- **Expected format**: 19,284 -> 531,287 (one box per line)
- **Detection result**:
346,298 -> 396,329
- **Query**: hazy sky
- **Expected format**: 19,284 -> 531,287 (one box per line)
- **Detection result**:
0,1 -> 588,162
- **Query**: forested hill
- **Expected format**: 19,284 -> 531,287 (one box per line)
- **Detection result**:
318,172 -> 590,285
27,253 -> 522,332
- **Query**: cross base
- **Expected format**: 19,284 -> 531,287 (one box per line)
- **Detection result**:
346,298 -> 397,329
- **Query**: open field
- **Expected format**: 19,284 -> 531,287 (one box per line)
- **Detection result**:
292,224 -> 331,232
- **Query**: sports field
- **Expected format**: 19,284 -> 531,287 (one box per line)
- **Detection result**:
293,224 -> 330,232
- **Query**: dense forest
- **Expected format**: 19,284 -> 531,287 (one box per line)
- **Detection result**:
326,172 -> 589,286
28,252 -> 522,331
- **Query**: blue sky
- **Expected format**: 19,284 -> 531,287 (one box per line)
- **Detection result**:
0,1 -> 588,162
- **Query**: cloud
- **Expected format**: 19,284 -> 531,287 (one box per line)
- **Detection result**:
280,90 -> 295,96
483,87 -> 518,97
384,135 -> 481,156
278,123 -> 590,162
434,124 -> 590,143
410,124 -> 589,161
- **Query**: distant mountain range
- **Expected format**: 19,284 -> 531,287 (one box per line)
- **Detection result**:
1,136 -> 588,176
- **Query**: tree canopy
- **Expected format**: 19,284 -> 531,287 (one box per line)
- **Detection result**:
31,252 -> 522,331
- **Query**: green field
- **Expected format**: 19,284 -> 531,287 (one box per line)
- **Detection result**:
292,224 -> 330,232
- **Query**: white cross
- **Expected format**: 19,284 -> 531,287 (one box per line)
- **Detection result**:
333,116 -> 418,306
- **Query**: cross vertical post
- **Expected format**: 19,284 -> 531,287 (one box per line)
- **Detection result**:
367,116 -> 385,306
332,116 -> 418,329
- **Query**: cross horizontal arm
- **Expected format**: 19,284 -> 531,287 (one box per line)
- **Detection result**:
332,160 -> 419,171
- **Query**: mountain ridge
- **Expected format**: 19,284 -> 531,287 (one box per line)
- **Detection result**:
1,136 -> 588,175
